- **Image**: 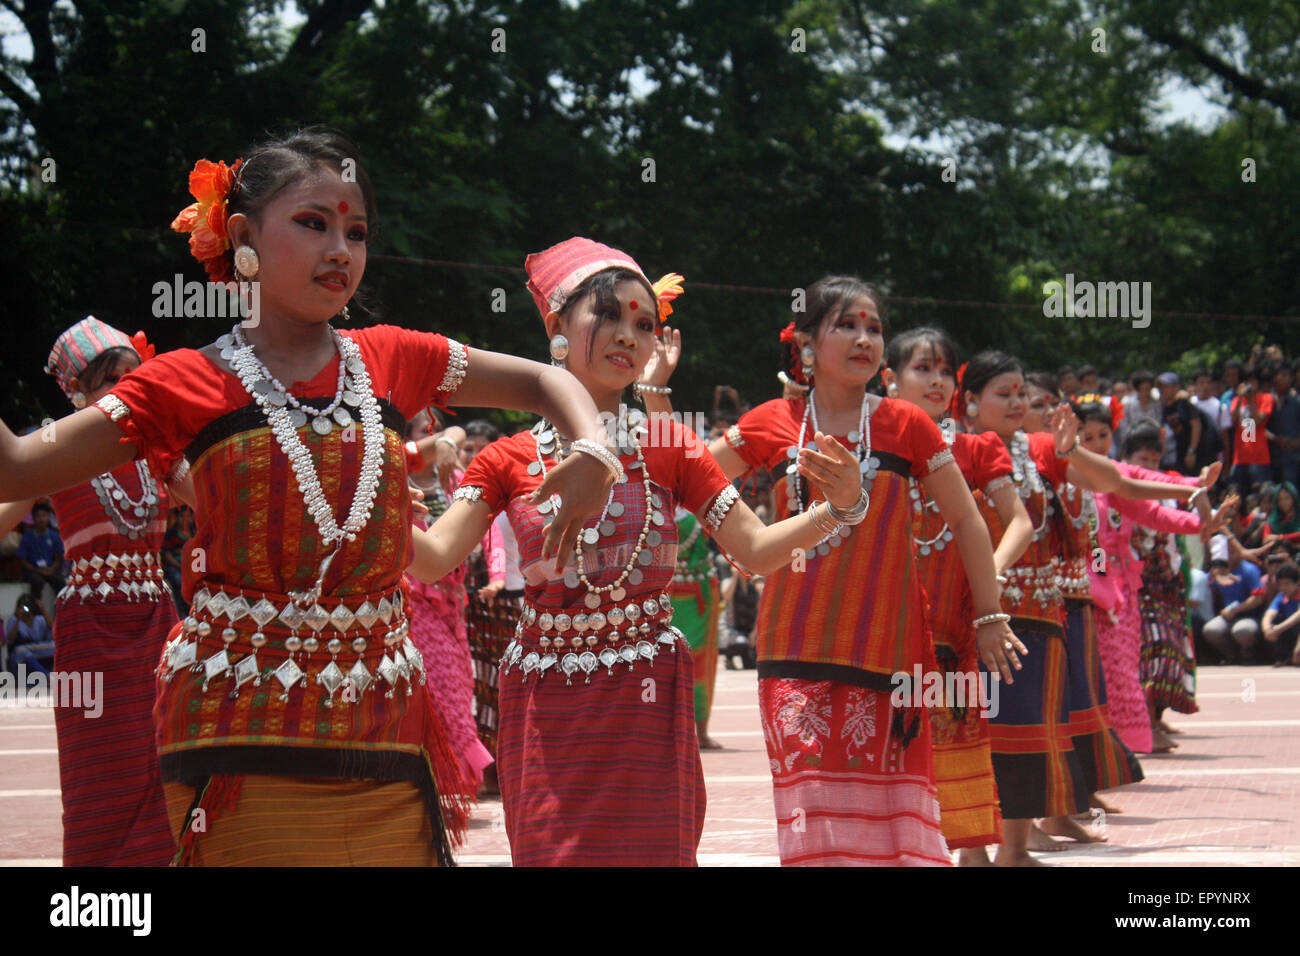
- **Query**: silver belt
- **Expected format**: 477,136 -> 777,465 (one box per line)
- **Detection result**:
58,552 -> 171,603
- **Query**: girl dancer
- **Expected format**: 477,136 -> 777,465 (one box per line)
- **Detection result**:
707,278 -> 1020,866
881,327 -> 1033,864
408,239 -> 867,865
0,130 -> 620,866
0,318 -> 179,865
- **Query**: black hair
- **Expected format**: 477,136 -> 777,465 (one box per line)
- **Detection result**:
1223,359 -> 1244,377
1266,551 -> 1287,563
1257,363 -> 1275,386
1130,369 -> 1155,388
31,502 -> 53,516
1077,365 -> 1098,380
961,350 -> 1023,401
1121,418 -> 1165,458
75,346 -> 137,396
1057,365 -> 1077,379
1276,562 -> 1300,583
556,266 -> 658,367
1026,372 -> 1060,399
225,127 -> 378,269
1192,367 -> 1213,382
884,326 -> 959,377
1072,400 -> 1112,429
464,419 -> 503,444
792,276 -> 887,338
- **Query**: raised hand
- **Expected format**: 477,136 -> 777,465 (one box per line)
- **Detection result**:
798,432 -> 865,510
1052,408 -> 1080,456
640,325 -> 682,388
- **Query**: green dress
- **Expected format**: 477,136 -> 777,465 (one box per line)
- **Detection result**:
670,509 -> 720,725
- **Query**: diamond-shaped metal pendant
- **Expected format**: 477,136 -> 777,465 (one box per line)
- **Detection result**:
377,596 -> 394,625
203,649 -> 231,681
249,598 -> 278,627
225,595 -> 252,622
304,603 -> 330,632
96,582 -> 115,600
317,660 -> 345,695
393,649 -> 411,681
278,602 -> 306,630
401,637 -> 424,675
173,640 -> 198,671
233,653 -> 260,689
377,653 -> 400,687
191,587 -> 211,614
205,591 -> 230,619
274,658 -> 304,696
329,603 -> 356,633
354,601 -> 380,630
347,659 -> 372,696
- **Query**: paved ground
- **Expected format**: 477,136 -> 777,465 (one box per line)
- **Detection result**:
3,663 -> 1296,866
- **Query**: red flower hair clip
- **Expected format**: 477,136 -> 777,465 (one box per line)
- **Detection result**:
651,273 -> 684,324
948,361 -> 970,421
170,158 -> 243,283
130,331 -> 156,363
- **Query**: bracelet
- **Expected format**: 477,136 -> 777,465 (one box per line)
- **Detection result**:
570,438 -> 626,484
1188,487 -> 1207,507
995,573 -> 1008,586
973,612 -> 1012,629
825,488 -> 870,526
1058,436 -> 1082,458
404,440 -> 425,470
434,435 -> 460,453
807,501 -> 842,536
633,383 -> 671,400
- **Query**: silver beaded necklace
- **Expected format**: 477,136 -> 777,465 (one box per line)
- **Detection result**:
91,461 -> 158,540
784,388 -> 875,555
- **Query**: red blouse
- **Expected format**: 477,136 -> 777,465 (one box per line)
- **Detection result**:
730,396 -> 950,687
915,431 -> 1014,653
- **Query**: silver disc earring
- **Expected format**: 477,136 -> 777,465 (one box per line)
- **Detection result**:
72,392 -> 87,409
887,382 -> 899,397
800,345 -> 816,380
966,402 -> 979,419
233,245 -> 260,279
549,334 -> 569,367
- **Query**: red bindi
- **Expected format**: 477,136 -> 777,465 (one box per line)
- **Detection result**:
338,201 -> 349,214
859,310 -> 867,318
629,300 -> 639,310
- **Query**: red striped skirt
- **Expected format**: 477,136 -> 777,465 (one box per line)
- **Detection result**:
496,635 -> 705,866
53,597 -> 177,866
759,678 -> 951,866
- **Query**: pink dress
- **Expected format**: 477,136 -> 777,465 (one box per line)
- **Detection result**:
404,476 -> 495,792
1091,465 -> 1200,754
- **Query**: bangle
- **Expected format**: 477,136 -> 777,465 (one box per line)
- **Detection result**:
1058,436 -> 1082,458
973,612 -> 1012,629
995,573 -> 1008,586
825,488 -> 870,526
807,501 -> 842,536
434,436 -> 460,453
634,383 -> 671,400
570,438 -> 626,484
1188,487 -> 1207,507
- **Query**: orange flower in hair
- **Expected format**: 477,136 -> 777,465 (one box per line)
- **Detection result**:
170,158 -> 243,283
651,273 -> 684,324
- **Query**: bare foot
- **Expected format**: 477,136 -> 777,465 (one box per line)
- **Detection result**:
1156,718 -> 1182,735
698,734 -> 725,750
1151,727 -> 1178,752
957,847 -> 996,867
1027,823 -> 1071,851
1041,815 -> 1108,843
1091,793 -> 1123,814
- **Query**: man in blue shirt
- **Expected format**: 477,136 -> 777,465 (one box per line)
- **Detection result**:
1261,562 -> 1300,666
17,502 -> 65,605
1204,557 -> 1265,663
4,595 -> 54,676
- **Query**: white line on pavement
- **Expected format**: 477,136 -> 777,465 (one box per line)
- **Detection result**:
0,749 -> 58,756
0,789 -> 61,797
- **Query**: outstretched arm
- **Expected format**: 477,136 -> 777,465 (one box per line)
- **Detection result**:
0,410 -> 137,501
407,499 -> 496,584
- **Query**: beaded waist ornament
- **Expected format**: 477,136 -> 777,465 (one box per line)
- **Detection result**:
57,551 -> 170,603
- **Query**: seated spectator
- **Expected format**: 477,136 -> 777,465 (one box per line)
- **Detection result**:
1204,556 -> 1266,663
18,502 -> 65,607
1261,562 -> 1300,666
4,595 -> 54,676
1260,482 -> 1300,559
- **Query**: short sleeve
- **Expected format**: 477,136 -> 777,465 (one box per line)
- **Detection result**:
730,399 -> 799,471
956,431 -> 1013,492
895,401 -> 949,477
1029,431 -> 1070,487
96,349 -> 223,482
454,436 -> 522,519
659,423 -> 738,531
353,325 -> 467,420
1269,592 -> 1284,612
